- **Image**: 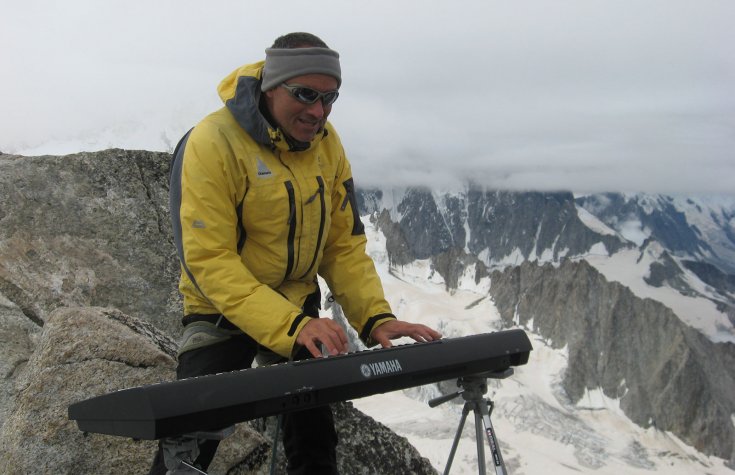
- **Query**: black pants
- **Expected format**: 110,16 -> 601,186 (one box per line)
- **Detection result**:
148,332 -> 338,474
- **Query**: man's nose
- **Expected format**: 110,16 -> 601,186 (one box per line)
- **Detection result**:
304,99 -> 326,117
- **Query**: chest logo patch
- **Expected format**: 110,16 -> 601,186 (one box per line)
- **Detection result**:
256,158 -> 273,178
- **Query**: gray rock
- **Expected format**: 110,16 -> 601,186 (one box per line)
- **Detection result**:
249,402 -> 437,475
0,151 -> 182,336
333,401 -> 437,475
0,291 -> 41,432
0,306 -> 177,473
0,307 -> 269,474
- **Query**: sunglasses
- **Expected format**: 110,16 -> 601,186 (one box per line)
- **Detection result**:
281,83 -> 340,106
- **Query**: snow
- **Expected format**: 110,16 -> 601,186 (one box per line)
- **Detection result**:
488,247 -> 526,269
376,188 -> 408,223
587,241 -> 609,257
617,218 -> 650,247
341,219 -> 735,474
575,204 -> 618,236
669,194 -> 735,273
581,248 -> 735,344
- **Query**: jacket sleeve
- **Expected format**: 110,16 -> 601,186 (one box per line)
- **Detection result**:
172,124 -> 308,357
318,152 -> 396,347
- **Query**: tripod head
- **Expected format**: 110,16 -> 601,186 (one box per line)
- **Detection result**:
428,368 -> 514,408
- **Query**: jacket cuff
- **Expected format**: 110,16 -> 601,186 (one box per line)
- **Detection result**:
360,313 -> 397,347
287,313 -> 314,337
288,313 -> 316,359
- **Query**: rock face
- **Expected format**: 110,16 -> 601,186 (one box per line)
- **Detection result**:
464,189 -> 627,261
332,402 -> 436,475
0,306 -> 276,474
0,306 -> 433,475
372,210 -> 489,290
254,402 -> 436,475
0,291 -> 41,433
487,259 -> 735,464
0,151 -> 182,336
0,306 -> 181,474
364,186 -> 629,267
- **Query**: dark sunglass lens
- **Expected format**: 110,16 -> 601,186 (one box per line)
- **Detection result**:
294,87 -> 320,104
323,91 -> 339,105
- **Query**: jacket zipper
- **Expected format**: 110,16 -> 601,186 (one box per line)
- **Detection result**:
284,181 -> 296,281
299,176 -> 326,279
236,195 -> 247,254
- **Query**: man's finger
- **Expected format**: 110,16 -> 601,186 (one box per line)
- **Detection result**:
323,322 -> 348,354
320,334 -> 341,356
305,340 -> 321,359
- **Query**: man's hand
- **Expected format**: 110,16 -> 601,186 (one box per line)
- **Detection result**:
296,318 -> 349,358
371,319 -> 442,348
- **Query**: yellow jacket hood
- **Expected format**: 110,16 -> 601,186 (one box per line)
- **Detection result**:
216,61 -> 327,153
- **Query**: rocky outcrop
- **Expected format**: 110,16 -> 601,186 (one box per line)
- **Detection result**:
0,306 -> 434,474
333,402 -> 436,474
1,306 -> 177,473
255,402 -> 436,475
373,209 -> 416,266
487,259 -> 735,464
396,188 -> 459,259
0,151 -> 182,336
0,291 -> 41,432
0,306 -> 273,474
430,247 -> 490,290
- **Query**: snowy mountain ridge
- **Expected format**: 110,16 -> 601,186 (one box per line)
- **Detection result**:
349,185 -> 735,473
358,185 -> 735,338
349,221 -> 734,474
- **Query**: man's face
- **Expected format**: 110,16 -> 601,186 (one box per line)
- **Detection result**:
264,73 -> 339,143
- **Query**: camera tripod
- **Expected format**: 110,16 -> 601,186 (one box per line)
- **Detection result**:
429,369 -> 513,475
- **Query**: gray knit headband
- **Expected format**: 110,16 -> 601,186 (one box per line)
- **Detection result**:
261,47 -> 341,92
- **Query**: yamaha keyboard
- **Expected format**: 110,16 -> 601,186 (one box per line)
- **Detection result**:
68,329 -> 532,440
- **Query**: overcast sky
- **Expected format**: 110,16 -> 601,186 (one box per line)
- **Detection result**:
2,0 -> 734,193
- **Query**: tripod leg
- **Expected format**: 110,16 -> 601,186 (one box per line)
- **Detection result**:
480,401 -> 507,475
474,404 -> 487,475
443,404 -> 471,475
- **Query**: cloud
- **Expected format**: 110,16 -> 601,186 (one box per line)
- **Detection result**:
2,0 -> 734,193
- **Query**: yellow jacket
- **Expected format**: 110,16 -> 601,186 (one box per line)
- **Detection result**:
170,61 -> 395,357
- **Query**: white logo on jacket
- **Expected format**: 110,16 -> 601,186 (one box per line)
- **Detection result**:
256,158 -> 273,178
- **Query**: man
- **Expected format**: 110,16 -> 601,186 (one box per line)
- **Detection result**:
151,32 -> 441,474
